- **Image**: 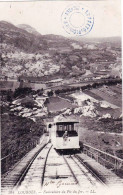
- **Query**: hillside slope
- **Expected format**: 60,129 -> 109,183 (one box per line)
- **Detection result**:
0,21 -> 121,80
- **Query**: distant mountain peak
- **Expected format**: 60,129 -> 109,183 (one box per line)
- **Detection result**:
1,20 -> 12,24
17,24 -> 41,36
0,20 -> 16,28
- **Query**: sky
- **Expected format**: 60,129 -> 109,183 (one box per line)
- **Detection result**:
0,0 -> 121,38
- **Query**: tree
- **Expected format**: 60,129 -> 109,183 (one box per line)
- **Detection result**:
7,89 -> 13,102
37,88 -> 43,96
4,76 -> 8,81
47,90 -> 53,97
13,87 -> 32,98
55,89 -> 60,95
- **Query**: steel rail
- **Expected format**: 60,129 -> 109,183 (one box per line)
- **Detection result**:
63,155 -> 79,186
70,155 -> 95,185
14,142 -> 49,189
75,154 -> 107,186
41,145 -> 52,187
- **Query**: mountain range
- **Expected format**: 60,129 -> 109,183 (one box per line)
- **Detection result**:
0,21 -> 121,80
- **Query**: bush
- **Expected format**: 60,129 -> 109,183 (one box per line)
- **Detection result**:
13,87 -> 32,98
47,90 -> 53,97
21,101 -> 36,109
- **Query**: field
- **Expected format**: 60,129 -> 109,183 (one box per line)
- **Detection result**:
83,84 -> 122,118
83,90 -> 103,101
0,81 -> 20,91
78,125 -> 123,158
0,81 -> 14,88
89,85 -> 122,108
46,96 -> 76,113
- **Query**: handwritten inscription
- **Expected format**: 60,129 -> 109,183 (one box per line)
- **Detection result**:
44,179 -> 77,188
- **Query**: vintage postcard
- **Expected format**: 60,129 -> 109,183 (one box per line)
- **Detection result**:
0,0 -> 122,195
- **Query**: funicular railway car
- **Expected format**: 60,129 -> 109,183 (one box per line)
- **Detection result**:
47,119 -> 80,150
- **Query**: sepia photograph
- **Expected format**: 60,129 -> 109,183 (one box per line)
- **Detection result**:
0,0 -> 123,195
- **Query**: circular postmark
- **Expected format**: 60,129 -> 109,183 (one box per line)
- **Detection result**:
61,4 -> 94,36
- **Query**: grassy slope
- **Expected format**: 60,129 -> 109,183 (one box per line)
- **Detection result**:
78,115 -> 123,158
1,105 -> 44,158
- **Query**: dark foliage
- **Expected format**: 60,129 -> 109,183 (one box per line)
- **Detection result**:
36,88 -> 43,96
13,87 -> 32,98
54,78 -> 122,95
47,90 -> 53,97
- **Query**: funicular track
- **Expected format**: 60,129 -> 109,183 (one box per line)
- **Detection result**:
63,154 -> 106,188
16,148 -> 106,191
1,141 -> 51,192
15,143 -> 51,188
2,145 -> 107,193
15,143 -> 52,190
74,154 -> 106,186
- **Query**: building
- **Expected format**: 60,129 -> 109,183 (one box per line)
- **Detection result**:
46,78 -> 63,87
